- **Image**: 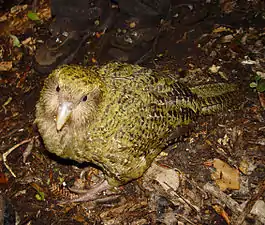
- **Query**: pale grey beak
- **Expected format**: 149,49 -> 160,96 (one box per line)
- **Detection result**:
56,101 -> 73,131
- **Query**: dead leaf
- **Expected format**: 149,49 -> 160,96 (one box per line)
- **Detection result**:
0,172 -> 8,184
258,92 -> 265,109
143,162 -> 180,192
239,159 -> 249,175
23,138 -> 34,163
212,204 -> 230,224
0,61 -> 12,71
212,26 -> 233,33
207,158 -> 240,191
251,200 -> 265,223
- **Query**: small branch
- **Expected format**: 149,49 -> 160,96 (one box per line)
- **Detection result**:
204,181 -> 265,224
156,181 -> 201,213
231,180 -> 265,225
175,213 -> 198,225
203,183 -> 242,215
3,138 -> 33,177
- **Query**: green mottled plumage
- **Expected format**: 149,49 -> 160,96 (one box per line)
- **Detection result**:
35,63 -> 238,186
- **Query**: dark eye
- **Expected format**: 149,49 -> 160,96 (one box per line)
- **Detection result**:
56,86 -> 60,92
82,96 -> 87,102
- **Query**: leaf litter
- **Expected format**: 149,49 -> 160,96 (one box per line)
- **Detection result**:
0,0 -> 265,224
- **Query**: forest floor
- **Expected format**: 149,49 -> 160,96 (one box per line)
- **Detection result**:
0,0 -> 265,224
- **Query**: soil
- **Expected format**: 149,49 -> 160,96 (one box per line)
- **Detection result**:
0,0 -> 265,224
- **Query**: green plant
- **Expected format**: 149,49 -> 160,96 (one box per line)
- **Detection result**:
249,75 -> 265,92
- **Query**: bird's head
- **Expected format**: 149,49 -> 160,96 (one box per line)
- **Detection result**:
39,65 -> 104,131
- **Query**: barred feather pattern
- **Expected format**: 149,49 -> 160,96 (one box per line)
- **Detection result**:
35,63 -> 238,186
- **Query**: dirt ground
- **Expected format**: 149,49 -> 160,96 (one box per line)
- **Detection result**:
0,0 -> 265,224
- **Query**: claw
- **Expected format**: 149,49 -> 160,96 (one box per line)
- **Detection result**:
58,180 -> 111,204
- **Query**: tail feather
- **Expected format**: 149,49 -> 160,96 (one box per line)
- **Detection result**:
190,83 -> 238,98
189,83 -> 239,115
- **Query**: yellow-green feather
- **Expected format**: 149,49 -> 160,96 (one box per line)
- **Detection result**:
35,62 -> 239,187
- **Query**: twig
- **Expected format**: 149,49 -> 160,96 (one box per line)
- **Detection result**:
231,180 -> 265,225
3,138 -> 33,177
175,213 -> 198,225
31,0 -> 39,12
248,139 -> 265,146
184,176 -> 208,199
1,128 -> 23,139
203,183 -> 242,215
158,182 -> 200,213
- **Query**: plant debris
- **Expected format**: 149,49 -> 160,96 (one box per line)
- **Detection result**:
0,0 -> 265,224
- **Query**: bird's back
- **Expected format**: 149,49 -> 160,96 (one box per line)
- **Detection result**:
80,63 -> 237,186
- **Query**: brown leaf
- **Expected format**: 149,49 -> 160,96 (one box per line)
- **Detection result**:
211,159 -> 240,191
258,92 -> 265,109
0,61 -> 12,71
0,172 -> 8,184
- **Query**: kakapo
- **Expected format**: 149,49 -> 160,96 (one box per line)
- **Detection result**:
35,62 -> 238,202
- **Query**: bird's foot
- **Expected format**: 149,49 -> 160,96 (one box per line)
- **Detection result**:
58,180 -> 111,204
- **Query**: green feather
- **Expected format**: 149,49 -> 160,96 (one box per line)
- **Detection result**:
35,62 -> 239,186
